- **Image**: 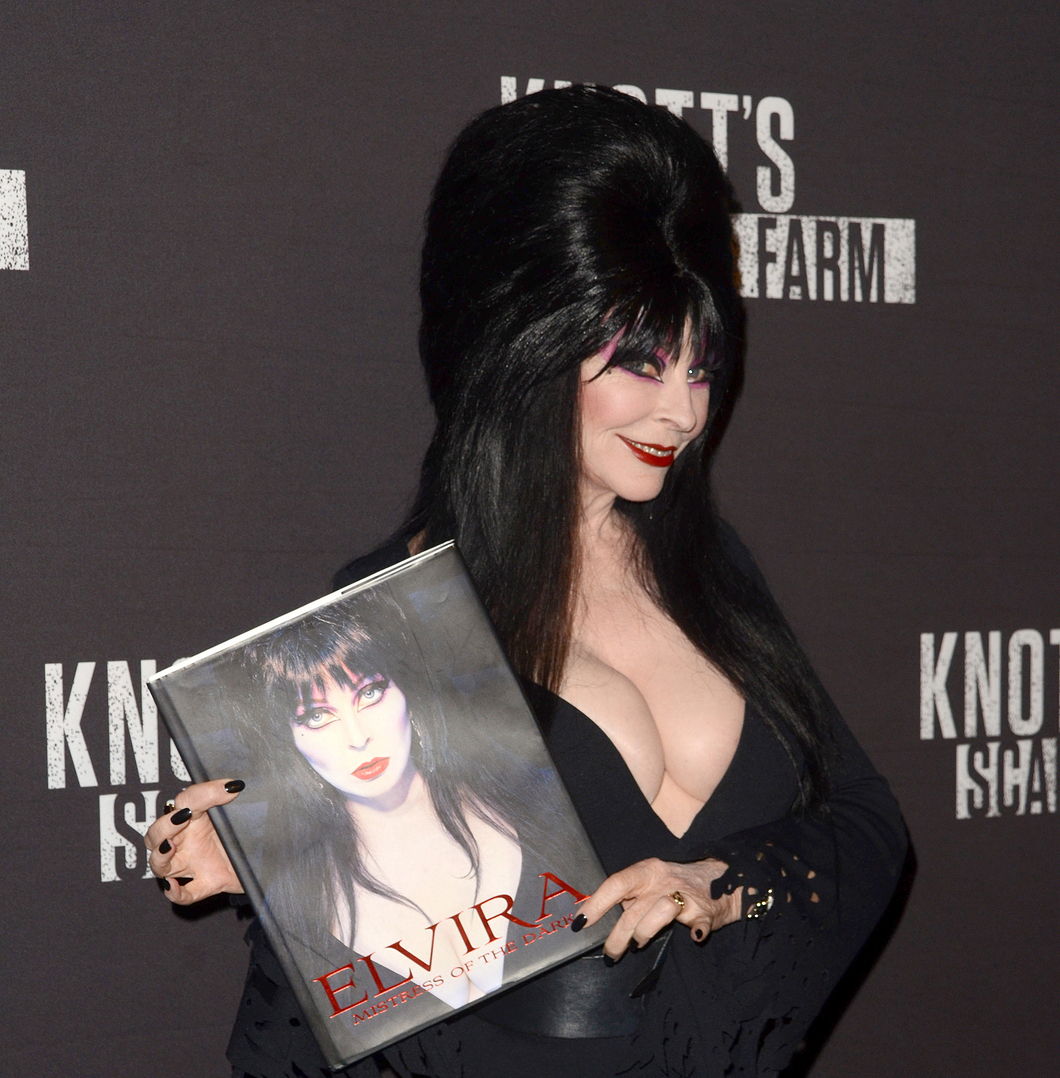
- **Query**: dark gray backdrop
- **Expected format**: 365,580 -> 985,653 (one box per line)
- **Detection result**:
3,3 -> 1056,1075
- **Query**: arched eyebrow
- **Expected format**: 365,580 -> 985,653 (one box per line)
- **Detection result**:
297,668 -> 379,704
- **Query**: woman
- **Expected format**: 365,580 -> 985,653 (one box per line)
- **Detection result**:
148,85 -> 907,1076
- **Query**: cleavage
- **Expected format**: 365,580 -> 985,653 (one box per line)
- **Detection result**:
559,642 -> 745,838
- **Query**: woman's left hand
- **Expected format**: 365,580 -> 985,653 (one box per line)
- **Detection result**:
576,857 -> 742,959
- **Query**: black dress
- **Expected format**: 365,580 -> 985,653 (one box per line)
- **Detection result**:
228,532 -> 907,1078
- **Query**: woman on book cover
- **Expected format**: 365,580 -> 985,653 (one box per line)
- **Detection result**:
147,85 -> 908,1077
219,587 -> 582,1013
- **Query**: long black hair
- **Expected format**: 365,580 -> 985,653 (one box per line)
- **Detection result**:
230,588 -> 566,948
406,85 -> 832,805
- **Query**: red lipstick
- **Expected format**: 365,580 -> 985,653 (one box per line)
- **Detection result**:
618,436 -> 676,468
353,757 -> 389,781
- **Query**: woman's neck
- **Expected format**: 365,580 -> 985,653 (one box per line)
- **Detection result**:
578,488 -> 618,545
343,767 -> 429,828
577,493 -> 639,580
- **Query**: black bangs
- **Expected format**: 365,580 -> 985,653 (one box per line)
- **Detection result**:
246,594 -> 414,707
290,656 -> 382,710
597,277 -> 724,375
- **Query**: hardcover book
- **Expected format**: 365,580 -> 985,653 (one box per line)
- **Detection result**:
148,542 -> 612,1070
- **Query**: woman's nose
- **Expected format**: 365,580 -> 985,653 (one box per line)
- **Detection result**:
342,711 -> 370,749
656,375 -> 701,433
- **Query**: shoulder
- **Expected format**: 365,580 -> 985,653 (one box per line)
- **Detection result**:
714,517 -> 773,597
331,533 -> 413,589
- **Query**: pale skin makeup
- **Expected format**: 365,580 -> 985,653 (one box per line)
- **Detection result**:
577,332 -> 713,511
290,673 -> 416,808
289,670 -> 523,1007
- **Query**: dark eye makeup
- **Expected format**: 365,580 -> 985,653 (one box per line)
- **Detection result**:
293,675 -> 391,728
609,344 -> 717,384
356,676 -> 390,708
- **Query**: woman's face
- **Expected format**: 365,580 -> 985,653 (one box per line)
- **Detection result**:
579,335 -> 711,506
289,671 -> 414,802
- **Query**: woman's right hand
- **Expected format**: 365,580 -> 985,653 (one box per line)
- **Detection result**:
145,778 -> 245,904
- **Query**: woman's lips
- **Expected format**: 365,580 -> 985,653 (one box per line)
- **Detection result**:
618,436 -> 677,468
353,757 -> 389,781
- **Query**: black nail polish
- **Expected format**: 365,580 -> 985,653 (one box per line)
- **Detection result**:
175,876 -> 193,886
170,807 -> 192,825
570,914 -> 586,933
158,839 -> 171,855
160,878 -> 171,891
628,940 -> 640,952
224,779 -> 245,793
692,928 -> 705,943
602,954 -> 616,967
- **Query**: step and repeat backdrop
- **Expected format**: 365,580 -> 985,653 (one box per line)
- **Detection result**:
2,3 -> 1054,1075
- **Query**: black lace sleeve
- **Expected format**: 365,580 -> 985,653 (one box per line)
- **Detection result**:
703,699 -> 907,963
679,718 -> 906,1072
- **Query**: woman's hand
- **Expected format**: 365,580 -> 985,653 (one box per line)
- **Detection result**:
576,857 -> 742,959
145,779 -> 245,905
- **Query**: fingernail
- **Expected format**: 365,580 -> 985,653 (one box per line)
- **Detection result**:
224,779 -> 245,793
170,807 -> 192,825
570,914 -> 586,933
692,928 -> 705,942
158,839 -> 171,855
628,940 -> 640,952
160,878 -> 171,891
175,876 -> 193,886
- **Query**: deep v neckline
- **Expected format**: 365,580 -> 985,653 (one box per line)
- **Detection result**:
538,684 -> 750,844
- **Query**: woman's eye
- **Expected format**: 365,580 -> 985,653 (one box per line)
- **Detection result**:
296,707 -> 337,730
356,677 -> 390,709
687,365 -> 714,384
615,353 -> 662,378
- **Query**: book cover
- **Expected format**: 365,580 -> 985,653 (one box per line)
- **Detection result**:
148,542 -> 613,1070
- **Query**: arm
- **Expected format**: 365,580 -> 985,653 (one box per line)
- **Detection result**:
698,520 -> 909,964
578,713 -> 906,962
701,703 -> 907,963
581,521 -> 907,973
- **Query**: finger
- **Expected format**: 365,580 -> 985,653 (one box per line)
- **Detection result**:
576,859 -> 663,927
636,893 -> 686,942
688,913 -> 715,943
161,875 -> 202,906
151,839 -> 192,876
146,811 -> 192,877
603,892 -> 684,958
145,779 -> 244,851
175,777 -> 245,814
144,814 -> 169,851
682,888 -> 745,942
149,847 -> 174,879
601,891 -> 672,956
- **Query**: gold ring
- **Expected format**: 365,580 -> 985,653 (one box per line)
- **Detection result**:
669,890 -> 685,909
163,799 -> 176,813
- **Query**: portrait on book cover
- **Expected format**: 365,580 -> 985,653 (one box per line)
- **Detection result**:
153,549 -> 605,1064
